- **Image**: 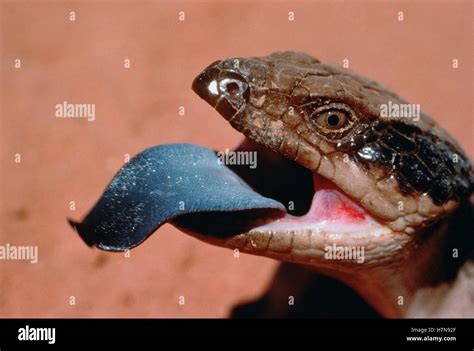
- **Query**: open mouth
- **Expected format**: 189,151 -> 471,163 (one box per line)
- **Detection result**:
250,172 -> 390,239
190,139 -> 391,241
168,137 -> 391,258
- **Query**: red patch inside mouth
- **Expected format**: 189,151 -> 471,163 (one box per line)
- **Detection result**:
250,171 -> 387,236
305,173 -> 366,223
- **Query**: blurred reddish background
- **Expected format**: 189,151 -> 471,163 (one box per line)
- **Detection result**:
1,0 -> 472,317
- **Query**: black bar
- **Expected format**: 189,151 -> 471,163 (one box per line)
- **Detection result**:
0,319 -> 472,348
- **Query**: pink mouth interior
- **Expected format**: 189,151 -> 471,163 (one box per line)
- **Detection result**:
253,173 -> 387,235
305,173 -> 367,223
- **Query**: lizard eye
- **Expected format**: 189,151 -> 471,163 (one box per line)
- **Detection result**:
309,102 -> 357,137
316,110 -> 348,129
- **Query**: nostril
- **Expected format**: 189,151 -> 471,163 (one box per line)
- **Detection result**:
226,82 -> 240,94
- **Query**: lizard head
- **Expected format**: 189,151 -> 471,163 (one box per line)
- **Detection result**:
188,52 -> 473,291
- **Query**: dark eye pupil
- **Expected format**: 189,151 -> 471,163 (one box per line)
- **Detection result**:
226,82 -> 239,93
327,114 -> 340,126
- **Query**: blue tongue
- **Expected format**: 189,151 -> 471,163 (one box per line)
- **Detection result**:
69,143 -> 286,251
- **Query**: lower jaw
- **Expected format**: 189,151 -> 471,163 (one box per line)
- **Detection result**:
216,187 -> 395,264
249,192 -> 391,239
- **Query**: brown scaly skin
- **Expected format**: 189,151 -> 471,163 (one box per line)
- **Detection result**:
190,52 -> 474,317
